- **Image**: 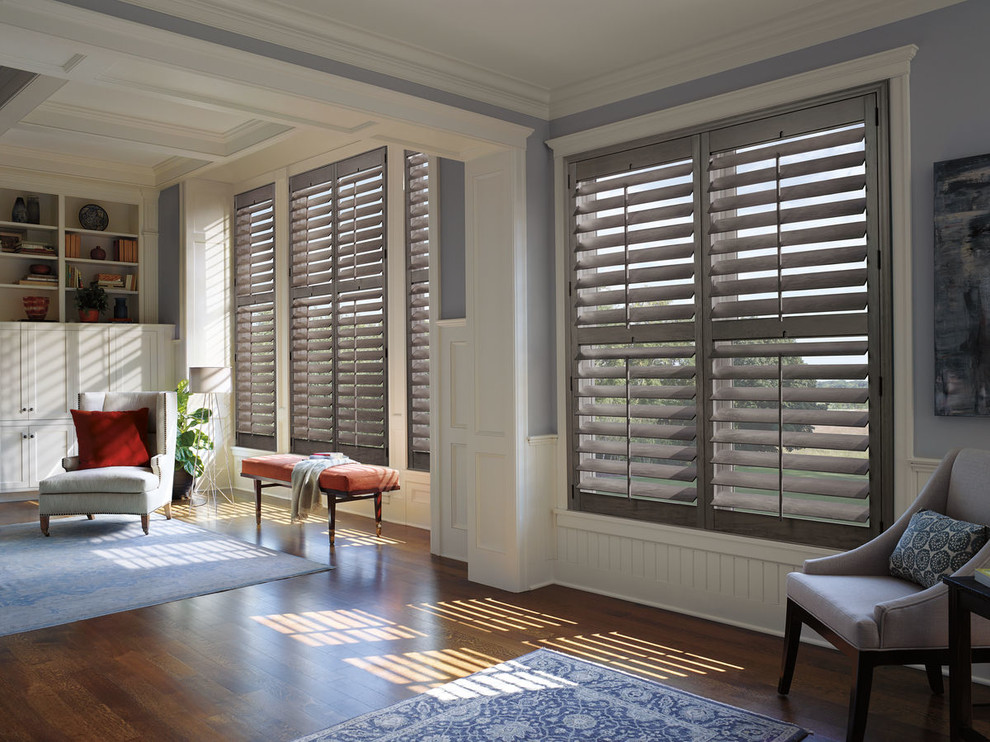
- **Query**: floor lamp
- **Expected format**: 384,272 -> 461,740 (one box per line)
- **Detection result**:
188,366 -> 234,507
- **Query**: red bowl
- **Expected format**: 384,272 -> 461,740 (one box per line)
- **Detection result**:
29,264 -> 52,275
22,295 -> 49,320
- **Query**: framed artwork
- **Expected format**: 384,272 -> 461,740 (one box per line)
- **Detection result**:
934,152 -> 990,415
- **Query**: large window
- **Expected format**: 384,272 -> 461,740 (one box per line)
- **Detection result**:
233,183 -> 276,450
405,151 -> 431,472
288,148 -> 388,464
567,90 -> 891,549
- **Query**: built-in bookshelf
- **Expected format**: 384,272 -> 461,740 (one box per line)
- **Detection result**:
0,188 -> 141,323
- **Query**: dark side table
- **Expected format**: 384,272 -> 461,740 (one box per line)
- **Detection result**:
945,575 -> 990,742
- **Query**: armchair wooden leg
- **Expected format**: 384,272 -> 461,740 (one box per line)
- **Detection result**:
847,653 -> 874,742
140,514 -> 149,535
778,598 -> 803,695
40,515 -> 49,536
925,663 -> 944,695
86,514 -> 94,520
163,502 -> 172,520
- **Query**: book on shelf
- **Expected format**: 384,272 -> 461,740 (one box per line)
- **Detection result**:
19,242 -> 55,256
975,568 -> 990,588
66,265 -> 83,289
64,233 -> 82,258
113,238 -> 138,263
1,230 -> 23,252
18,278 -> 57,286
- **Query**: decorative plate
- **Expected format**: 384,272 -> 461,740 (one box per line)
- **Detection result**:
78,203 -> 108,231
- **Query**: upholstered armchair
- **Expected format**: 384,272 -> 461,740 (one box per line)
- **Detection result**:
38,391 -> 178,535
778,448 -> 990,742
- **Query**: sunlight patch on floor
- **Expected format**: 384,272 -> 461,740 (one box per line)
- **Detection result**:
407,598 -> 578,633
174,498 -> 296,525
523,631 -> 744,681
250,608 -> 426,647
328,528 -> 404,547
343,648 -> 504,693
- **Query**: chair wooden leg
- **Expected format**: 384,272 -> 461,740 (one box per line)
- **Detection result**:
846,653 -> 874,742
925,663 -> 944,695
86,514 -> 94,520
140,514 -> 149,535
163,502 -> 172,520
778,598 -> 803,695
40,515 -> 50,536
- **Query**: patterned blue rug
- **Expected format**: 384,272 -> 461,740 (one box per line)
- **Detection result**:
298,648 -> 808,741
0,514 -> 329,636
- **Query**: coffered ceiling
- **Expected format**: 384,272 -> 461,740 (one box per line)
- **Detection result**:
0,0 -> 965,188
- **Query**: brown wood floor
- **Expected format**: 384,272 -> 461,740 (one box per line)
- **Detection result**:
0,496 -> 984,741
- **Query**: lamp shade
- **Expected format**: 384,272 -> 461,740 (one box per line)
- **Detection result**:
188,366 -> 231,394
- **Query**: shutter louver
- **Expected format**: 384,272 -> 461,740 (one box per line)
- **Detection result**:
570,141 -> 699,519
289,148 -> 388,465
406,152 -> 431,472
233,184 -> 276,450
706,101 -> 876,530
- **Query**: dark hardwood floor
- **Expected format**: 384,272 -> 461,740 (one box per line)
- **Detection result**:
0,496 -> 982,741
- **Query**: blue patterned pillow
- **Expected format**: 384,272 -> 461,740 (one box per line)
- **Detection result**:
889,509 -> 988,588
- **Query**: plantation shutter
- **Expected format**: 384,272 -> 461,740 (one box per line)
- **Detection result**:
568,136 -> 701,526
233,183 -> 276,450
405,152 -> 431,472
288,148 -> 388,464
704,95 -> 882,543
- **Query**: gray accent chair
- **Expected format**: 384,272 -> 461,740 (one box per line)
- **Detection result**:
38,391 -> 178,535
778,448 -> 990,742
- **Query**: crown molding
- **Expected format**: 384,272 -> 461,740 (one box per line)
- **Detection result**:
547,45 -> 917,159
549,0 -> 958,117
101,0 -> 551,119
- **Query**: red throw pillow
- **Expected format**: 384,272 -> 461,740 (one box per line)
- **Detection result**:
71,408 -> 151,469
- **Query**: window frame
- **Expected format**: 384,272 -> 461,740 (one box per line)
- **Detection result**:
564,85 -> 893,550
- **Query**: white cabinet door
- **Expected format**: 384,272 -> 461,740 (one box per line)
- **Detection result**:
31,423 -> 74,485
66,325 -> 111,398
23,325 -> 71,419
0,326 -> 25,420
0,426 -> 30,490
110,326 -> 161,391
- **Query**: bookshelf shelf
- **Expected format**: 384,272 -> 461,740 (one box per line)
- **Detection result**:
0,187 -> 141,322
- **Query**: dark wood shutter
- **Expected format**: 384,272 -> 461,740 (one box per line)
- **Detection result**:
405,151 -> 431,472
288,148 -> 388,464
566,91 -> 889,549
704,95 -> 882,544
233,183 -> 276,450
568,137 -> 701,527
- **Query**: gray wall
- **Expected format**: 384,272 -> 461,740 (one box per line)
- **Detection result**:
157,184 -> 180,335
438,157 -> 465,320
550,0 -> 990,460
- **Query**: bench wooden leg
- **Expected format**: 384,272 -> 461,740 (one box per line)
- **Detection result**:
374,492 -> 382,537
254,480 -> 262,526
328,498 -> 336,547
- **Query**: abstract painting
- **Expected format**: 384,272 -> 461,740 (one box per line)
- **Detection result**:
934,152 -> 990,416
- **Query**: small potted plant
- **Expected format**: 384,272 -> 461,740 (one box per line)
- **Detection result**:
75,282 -> 108,322
172,378 -> 214,500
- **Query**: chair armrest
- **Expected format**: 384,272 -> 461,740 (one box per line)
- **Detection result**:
149,454 -> 167,480
803,524 -> 909,575
61,456 -> 80,471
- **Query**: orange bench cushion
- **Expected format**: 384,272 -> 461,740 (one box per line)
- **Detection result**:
241,454 -> 400,495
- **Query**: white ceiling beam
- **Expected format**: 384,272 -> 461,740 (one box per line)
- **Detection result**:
0,75 -> 66,137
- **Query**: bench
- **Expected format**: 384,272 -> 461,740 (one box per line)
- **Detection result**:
240,454 -> 400,545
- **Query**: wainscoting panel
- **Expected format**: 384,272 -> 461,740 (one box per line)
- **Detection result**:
433,319 -> 469,560
553,453 -> 940,635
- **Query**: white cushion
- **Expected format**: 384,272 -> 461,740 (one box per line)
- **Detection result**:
39,466 -> 158,494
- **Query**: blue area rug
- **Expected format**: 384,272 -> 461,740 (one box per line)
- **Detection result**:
0,515 -> 329,636
297,648 -> 808,741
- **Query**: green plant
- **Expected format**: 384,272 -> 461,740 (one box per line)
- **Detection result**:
174,378 -> 213,477
75,283 -> 109,312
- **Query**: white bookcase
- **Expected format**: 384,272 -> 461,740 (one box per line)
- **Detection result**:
0,187 -> 142,323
